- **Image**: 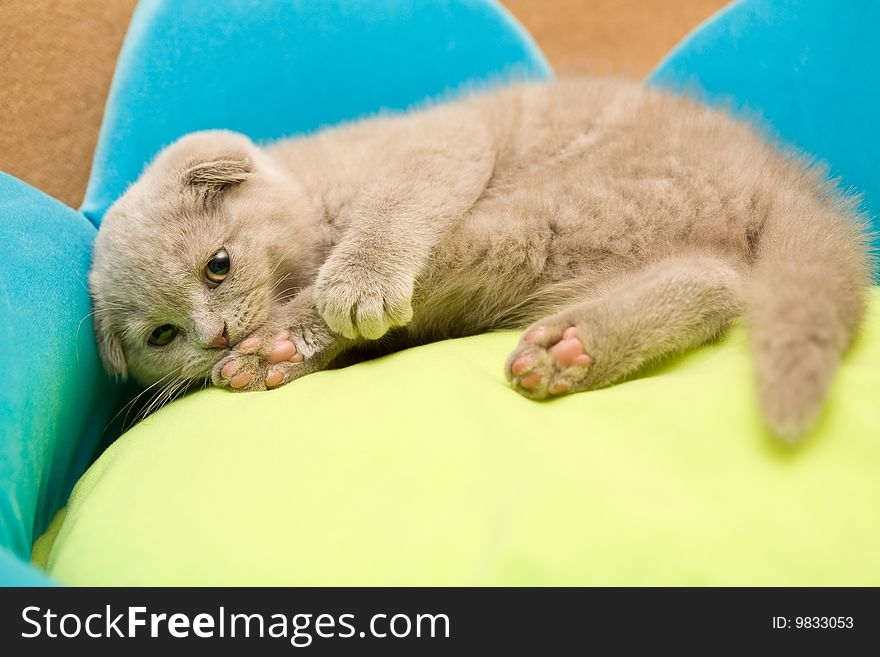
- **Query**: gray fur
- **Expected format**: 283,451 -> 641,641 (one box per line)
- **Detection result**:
90,78 -> 873,441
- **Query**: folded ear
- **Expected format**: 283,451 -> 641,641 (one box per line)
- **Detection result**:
93,312 -> 128,381
182,156 -> 253,198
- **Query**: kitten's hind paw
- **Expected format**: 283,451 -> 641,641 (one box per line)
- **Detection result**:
212,331 -> 306,391
505,325 -> 593,399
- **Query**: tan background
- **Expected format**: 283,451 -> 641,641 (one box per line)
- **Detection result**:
0,0 -> 728,208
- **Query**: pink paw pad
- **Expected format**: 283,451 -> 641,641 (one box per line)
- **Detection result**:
511,354 -> 533,376
265,367 -> 285,388
525,327 -> 545,343
230,371 -> 252,389
268,340 -> 299,364
518,372 -> 544,389
220,360 -> 241,379
549,327 -> 591,369
239,336 -> 260,352
509,324 -> 594,398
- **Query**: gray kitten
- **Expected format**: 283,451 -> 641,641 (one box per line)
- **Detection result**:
90,78 -> 872,441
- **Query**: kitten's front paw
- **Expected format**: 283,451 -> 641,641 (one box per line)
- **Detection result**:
314,263 -> 414,340
211,330 -> 308,391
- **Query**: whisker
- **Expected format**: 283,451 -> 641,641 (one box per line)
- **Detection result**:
74,310 -> 98,364
137,381 -> 174,424
73,276 -> 90,295
267,255 -> 287,278
138,372 -> 198,423
143,374 -> 186,419
130,376 -> 180,428
270,286 -> 301,304
103,372 -> 174,435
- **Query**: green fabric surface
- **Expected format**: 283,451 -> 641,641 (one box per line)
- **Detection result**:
40,290 -> 880,585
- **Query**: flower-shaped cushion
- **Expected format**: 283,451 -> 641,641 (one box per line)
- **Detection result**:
2,0 -> 879,585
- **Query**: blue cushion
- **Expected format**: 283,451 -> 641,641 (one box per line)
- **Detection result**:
649,0 -> 880,257
0,548 -> 53,586
0,173 -> 121,578
81,0 -> 550,224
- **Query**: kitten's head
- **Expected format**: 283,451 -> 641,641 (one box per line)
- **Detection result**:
90,130 -> 319,387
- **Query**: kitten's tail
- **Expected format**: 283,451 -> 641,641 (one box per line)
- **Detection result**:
747,178 -> 873,441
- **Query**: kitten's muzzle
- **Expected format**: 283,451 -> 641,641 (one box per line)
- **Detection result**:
206,322 -> 229,349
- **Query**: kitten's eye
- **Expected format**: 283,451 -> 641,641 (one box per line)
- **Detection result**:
148,324 -> 178,347
204,248 -> 230,286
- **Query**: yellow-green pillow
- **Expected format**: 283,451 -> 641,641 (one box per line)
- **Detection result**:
38,291 -> 880,585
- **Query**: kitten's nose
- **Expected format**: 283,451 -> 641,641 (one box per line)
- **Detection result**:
207,323 -> 229,349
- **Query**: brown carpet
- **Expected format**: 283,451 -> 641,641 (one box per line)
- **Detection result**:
504,0 -> 728,77
0,0 -> 728,208
0,0 -> 138,207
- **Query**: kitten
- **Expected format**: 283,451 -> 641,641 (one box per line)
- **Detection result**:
90,78 -> 872,441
